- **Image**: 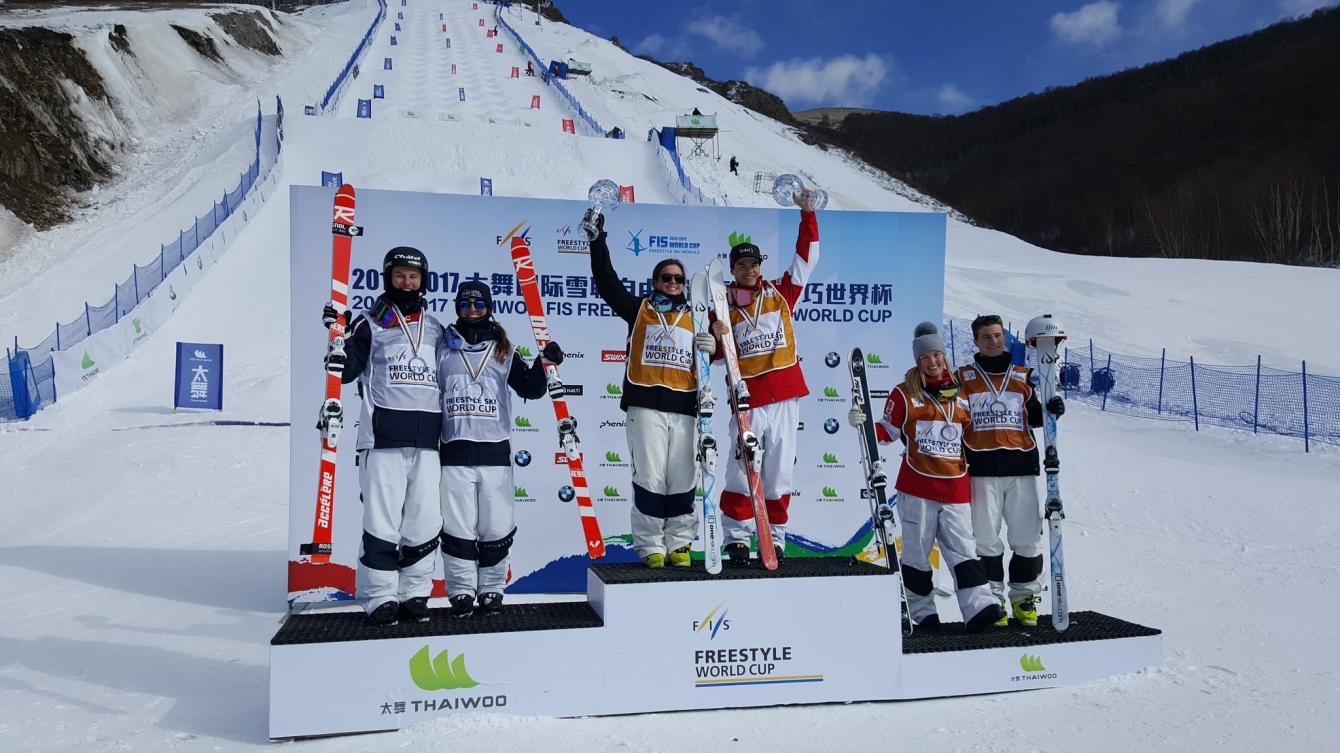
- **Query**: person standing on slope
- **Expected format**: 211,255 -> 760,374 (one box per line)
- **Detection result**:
708,196 -> 819,566
583,210 -> 701,568
849,322 -> 1005,632
436,281 -> 560,616
322,247 -> 445,627
957,314 -> 1065,627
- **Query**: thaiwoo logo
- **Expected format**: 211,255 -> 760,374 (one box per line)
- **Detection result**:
1012,653 -> 1058,683
691,601 -> 731,639
601,349 -> 627,363
866,352 -> 889,369
558,485 -> 575,503
513,450 -> 532,467
514,486 -> 533,501
819,386 -> 844,403
824,351 -> 841,368
600,485 -> 624,500
600,450 -> 628,468
408,646 -> 478,691
517,346 -> 533,358
514,416 -> 538,432
823,418 -> 840,434
406,646 -> 508,710
603,383 -> 623,399
193,349 -> 211,360
821,486 -> 842,500
821,453 -> 844,468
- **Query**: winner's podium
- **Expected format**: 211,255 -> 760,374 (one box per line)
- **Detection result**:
270,559 -> 1161,739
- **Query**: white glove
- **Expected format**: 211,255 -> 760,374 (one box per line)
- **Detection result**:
847,406 -> 867,428
694,331 -> 716,354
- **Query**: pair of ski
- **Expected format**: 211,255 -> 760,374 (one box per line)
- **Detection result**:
302,186 -> 607,567
689,260 -> 775,573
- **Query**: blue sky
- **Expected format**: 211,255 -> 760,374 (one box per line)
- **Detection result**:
556,0 -> 1338,114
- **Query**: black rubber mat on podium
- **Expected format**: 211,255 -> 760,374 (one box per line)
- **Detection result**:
902,611 -> 1161,654
272,601 -> 602,645
591,556 -> 891,585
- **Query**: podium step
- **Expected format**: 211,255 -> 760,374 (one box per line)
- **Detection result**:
903,611 -> 1161,654
272,601 -> 602,646
590,556 -> 892,584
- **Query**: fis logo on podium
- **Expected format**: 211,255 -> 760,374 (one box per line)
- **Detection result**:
692,601 -> 731,640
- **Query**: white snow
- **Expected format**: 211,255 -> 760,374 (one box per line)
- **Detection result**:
1,1 -> 1338,751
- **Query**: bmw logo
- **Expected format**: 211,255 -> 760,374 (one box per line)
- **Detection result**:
514,450 -> 532,467
823,418 -> 840,434
824,352 -> 841,368
558,485 -> 576,503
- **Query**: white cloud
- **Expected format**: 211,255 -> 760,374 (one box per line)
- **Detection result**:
1278,0 -> 1338,16
633,33 -> 667,56
1152,0 -> 1201,29
936,84 -> 975,113
685,14 -> 764,58
1050,1 -> 1123,47
744,54 -> 889,107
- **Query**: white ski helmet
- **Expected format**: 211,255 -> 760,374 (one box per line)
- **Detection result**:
1025,314 -> 1067,346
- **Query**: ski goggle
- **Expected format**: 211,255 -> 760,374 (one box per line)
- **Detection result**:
657,273 -> 686,284
456,299 -> 489,311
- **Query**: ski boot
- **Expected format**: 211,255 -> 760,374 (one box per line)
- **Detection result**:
449,593 -> 475,619
367,600 -> 399,627
773,544 -> 785,565
399,597 -> 430,624
994,594 -> 1010,627
668,546 -> 692,567
643,552 -> 665,568
966,602 -> 1007,633
916,613 -> 941,633
724,542 -> 751,567
477,592 -> 504,615
1012,594 -> 1040,627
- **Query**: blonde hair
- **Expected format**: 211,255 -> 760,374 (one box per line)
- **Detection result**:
900,364 -> 958,400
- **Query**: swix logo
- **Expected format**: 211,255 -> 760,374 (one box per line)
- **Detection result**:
554,452 -> 569,465
602,350 -> 627,363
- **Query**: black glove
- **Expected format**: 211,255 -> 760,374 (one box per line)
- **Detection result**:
542,341 -> 564,365
322,302 -> 349,330
324,346 -> 347,377
580,208 -> 605,242
1046,396 -> 1065,417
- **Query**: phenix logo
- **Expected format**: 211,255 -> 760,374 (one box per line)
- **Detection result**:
1019,654 -> 1046,673
409,646 -> 480,691
692,601 -> 731,639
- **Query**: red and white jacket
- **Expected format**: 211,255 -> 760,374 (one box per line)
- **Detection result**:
875,386 -> 973,504
717,211 -> 818,408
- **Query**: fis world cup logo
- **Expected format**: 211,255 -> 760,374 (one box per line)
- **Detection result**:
626,228 -> 646,256
692,601 -> 731,639
409,646 -> 479,691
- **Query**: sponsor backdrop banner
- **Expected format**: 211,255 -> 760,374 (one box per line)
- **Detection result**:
287,185 -> 945,603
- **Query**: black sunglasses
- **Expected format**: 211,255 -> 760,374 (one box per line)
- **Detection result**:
657,273 -> 686,284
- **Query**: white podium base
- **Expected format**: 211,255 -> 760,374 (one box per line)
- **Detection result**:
270,559 -> 1161,739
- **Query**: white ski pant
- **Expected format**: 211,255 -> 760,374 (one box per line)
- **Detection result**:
897,493 -> 997,625
970,475 -> 1044,602
356,448 -> 442,614
721,398 -> 799,547
626,407 -> 698,557
440,464 -> 515,598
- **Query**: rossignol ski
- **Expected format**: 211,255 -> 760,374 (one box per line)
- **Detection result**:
850,347 -> 912,636
707,258 -> 778,570
690,269 -> 723,574
1026,314 -> 1069,631
507,232 -> 606,559
303,183 -> 360,564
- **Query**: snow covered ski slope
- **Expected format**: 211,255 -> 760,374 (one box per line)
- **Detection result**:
1,1 -> 1338,751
